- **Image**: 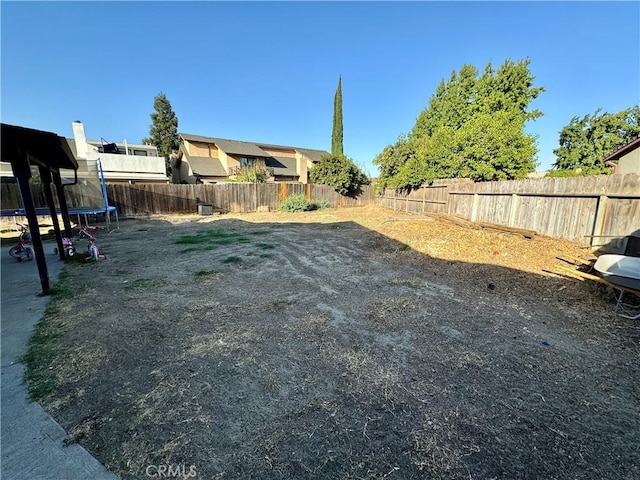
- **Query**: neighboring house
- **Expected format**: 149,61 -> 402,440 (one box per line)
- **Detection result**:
603,137 -> 640,175
0,121 -> 169,184
66,121 -> 169,183
173,133 -> 329,184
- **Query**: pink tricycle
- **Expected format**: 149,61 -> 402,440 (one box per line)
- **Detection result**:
53,236 -> 76,257
78,228 -> 107,262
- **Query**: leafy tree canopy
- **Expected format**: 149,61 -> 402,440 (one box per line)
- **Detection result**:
374,58 -> 544,191
143,92 -> 179,175
309,154 -> 369,195
551,106 -> 640,176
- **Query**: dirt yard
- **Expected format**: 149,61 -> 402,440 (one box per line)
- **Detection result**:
26,205 -> 639,479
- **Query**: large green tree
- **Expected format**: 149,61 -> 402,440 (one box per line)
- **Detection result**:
332,75 -> 343,156
374,58 -> 544,191
143,92 -> 179,175
551,106 -> 640,176
309,154 -> 369,195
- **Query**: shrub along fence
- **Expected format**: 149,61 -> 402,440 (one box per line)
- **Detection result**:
379,174 -> 640,247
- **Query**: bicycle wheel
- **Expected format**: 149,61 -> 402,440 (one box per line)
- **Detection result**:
23,245 -> 34,261
8,246 -> 20,258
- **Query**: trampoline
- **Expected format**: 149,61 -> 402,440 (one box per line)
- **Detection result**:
1,158 -> 119,231
1,205 -> 119,231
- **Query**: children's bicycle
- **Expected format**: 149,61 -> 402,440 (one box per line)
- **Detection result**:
78,228 -> 107,262
8,223 -> 34,262
53,236 -> 76,257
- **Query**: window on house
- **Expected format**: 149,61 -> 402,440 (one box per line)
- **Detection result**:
133,150 -> 148,156
240,157 -> 254,167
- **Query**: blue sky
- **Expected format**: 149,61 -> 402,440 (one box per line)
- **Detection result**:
2,1 -> 638,176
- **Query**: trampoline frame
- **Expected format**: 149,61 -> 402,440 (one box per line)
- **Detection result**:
1,158 -> 119,231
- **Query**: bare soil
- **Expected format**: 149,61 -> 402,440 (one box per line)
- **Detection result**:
29,205 -> 639,479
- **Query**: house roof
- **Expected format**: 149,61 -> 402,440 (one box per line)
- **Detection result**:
178,143 -> 227,176
266,156 -> 300,177
180,132 -> 328,161
179,133 -> 216,144
187,156 -> 228,177
180,133 -> 270,157
295,148 -> 329,163
603,137 -> 640,162
214,138 -> 270,157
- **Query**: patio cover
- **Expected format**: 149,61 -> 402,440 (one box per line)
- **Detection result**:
1,123 -> 79,295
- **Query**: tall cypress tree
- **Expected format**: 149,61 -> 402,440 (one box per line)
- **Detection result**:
331,75 -> 343,156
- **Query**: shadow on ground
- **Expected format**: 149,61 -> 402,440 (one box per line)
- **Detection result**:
25,215 -> 640,480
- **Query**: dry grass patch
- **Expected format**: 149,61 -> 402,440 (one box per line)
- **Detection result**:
23,205 -> 640,480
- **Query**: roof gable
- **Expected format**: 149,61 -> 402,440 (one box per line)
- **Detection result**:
188,157 -> 227,177
265,156 -> 299,177
603,137 -> 640,162
181,148 -> 227,177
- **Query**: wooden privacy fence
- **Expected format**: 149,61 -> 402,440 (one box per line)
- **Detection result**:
106,183 -> 376,216
378,178 -> 470,215
379,174 -> 640,246
1,182 -> 375,215
4,175 -> 638,247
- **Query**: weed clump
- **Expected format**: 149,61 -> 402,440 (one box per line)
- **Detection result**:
194,270 -> 219,278
278,194 -> 311,212
312,199 -> 332,210
278,195 -> 332,212
223,256 -> 242,264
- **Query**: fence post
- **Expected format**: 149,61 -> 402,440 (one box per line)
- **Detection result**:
591,195 -> 608,248
306,183 -> 311,201
508,194 -> 519,227
470,193 -> 479,222
280,183 -> 287,203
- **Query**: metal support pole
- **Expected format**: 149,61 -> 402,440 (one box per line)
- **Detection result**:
12,160 -> 50,295
52,171 -> 73,237
39,166 -> 65,261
